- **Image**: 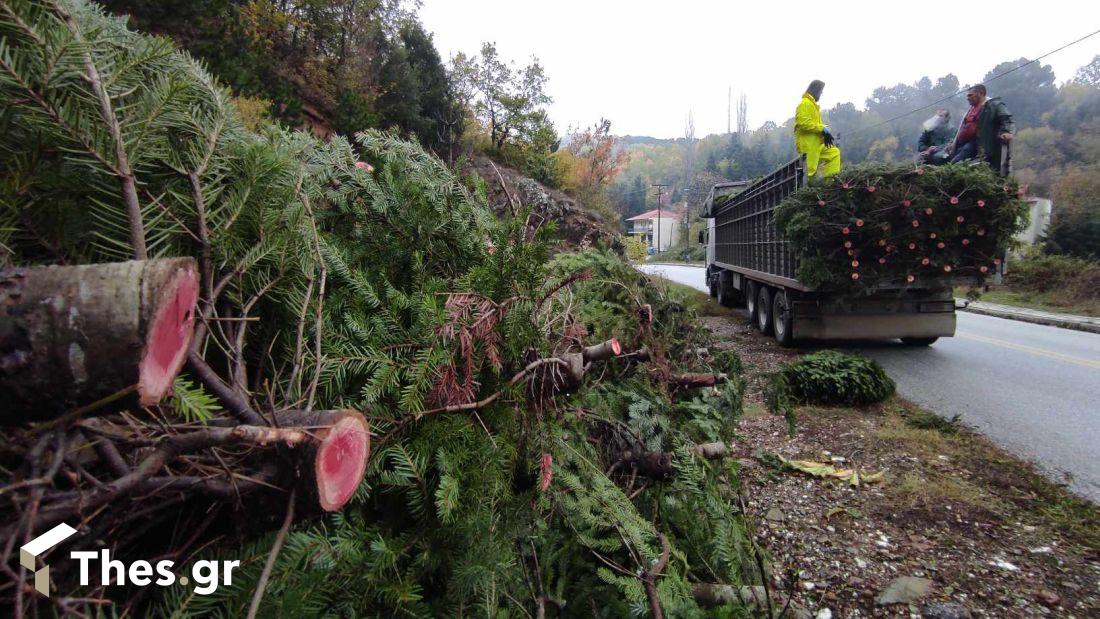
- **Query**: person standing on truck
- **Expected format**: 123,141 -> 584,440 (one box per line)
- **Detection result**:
947,84 -> 1014,173
917,109 -> 953,165
794,80 -> 841,178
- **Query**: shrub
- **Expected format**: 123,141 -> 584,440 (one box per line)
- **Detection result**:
773,350 -> 895,407
1005,246 -> 1100,302
625,235 -> 648,261
1045,202 -> 1100,259
655,242 -> 704,263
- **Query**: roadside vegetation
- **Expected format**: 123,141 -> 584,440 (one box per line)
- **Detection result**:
1,4 -> 766,615
697,294 -> 1099,616
963,246 -> 1100,317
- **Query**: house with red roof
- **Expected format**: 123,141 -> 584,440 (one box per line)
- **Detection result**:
627,208 -> 681,252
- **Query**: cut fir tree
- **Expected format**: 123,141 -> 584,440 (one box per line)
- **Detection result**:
773,163 -> 1028,290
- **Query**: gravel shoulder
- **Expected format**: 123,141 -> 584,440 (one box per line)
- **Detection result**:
701,314 -> 1100,618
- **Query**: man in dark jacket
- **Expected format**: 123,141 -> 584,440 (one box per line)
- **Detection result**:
918,109 -> 953,164
948,84 -> 1015,174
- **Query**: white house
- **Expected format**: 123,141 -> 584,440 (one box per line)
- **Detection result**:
1016,197 -> 1052,245
627,209 -> 680,252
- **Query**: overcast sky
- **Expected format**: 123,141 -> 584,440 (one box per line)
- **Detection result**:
420,0 -> 1100,139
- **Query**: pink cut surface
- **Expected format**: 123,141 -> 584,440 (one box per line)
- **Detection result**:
317,416 -> 369,511
139,266 -> 198,405
610,338 -> 621,356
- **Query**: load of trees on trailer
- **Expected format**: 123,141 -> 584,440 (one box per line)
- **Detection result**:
0,1 -> 769,616
769,163 -> 1028,290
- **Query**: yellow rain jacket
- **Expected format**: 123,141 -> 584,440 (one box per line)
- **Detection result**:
794,92 -> 841,177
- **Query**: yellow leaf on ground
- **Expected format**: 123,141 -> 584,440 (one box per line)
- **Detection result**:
778,456 -> 885,487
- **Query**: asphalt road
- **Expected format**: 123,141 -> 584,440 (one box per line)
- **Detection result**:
638,263 -> 1100,501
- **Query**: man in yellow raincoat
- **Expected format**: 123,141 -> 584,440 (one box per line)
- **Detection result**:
794,80 -> 841,178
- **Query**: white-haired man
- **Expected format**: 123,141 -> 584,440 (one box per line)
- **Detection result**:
918,109 -> 953,165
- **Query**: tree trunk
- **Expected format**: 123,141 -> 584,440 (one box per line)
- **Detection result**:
559,338 -> 623,387
691,583 -> 740,607
667,372 -> 727,389
618,442 -> 734,478
0,259 -> 198,423
272,409 -> 371,512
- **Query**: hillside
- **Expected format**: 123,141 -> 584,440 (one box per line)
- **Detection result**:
465,155 -> 625,252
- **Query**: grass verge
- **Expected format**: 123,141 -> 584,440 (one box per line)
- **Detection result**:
957,287 -> 1100,318
877,399 -> 1099,551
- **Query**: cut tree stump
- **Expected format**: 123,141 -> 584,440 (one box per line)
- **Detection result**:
18,409 -> 371,534
560,338 -> 623,387
273,409 -> 371,512
0,259 -> 198,423
617,442 -> 735,478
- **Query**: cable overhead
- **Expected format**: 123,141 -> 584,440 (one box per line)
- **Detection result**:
842,27 -> 1100,139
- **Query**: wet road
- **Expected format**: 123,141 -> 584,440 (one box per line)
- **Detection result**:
638,263 -> 1100,501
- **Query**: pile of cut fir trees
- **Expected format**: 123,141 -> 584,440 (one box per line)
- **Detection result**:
769,163 -> 1028,290
0,1 -> 771,616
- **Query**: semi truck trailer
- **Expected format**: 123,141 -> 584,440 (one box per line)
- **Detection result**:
700,156 -> 961,346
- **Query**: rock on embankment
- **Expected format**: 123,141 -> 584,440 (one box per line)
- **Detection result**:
465,156 -> 623,252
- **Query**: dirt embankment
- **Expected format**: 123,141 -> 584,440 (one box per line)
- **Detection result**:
464,156 -> 624,252
702,314 -> 1099,619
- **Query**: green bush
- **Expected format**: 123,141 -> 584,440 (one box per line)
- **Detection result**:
774,350 -> 896,407
1045,202 -> 1100,260
654,242 -> 704,263
1006,246 -> 1100,301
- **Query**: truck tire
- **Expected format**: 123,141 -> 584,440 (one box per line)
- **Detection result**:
772,289 -> 795,346
901,337 -> 939,346
708,270 -> 718,299
756,286 -> 775,335
717,276 -> 739,307
745,280 -> 759,324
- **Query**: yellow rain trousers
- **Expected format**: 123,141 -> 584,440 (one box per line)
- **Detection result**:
794,92 -> 841,177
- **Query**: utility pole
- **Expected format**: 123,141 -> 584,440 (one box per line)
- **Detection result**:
652,183 -> 668,254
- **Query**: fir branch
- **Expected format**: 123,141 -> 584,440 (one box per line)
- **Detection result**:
52,0 -> 146,258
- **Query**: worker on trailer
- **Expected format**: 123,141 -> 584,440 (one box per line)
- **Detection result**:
918,109 -> 953,165
947,84 -> 1015,174
794,80 -> 842,178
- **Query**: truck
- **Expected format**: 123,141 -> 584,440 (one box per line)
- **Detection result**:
700,156 -> 958,346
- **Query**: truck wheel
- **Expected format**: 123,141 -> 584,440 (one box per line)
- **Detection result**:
745,281 -> 759,324
756,286 -> 775,336
708,271 -> 719,299
717,277 -> 739,307
901,337 -> 939,346
772,289 -> 795,346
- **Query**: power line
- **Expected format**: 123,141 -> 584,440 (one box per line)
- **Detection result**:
842,27 -> 1100,139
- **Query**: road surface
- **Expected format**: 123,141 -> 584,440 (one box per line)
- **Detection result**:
638,263 -> 1100,501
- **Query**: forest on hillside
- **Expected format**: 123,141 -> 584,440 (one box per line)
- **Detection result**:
612,58 -> 1100,259
100,0 -> 630,227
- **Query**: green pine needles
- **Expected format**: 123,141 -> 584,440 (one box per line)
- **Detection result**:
1,1 -> 765,616
775,163 -> 1028,290
769,350 -> 896,408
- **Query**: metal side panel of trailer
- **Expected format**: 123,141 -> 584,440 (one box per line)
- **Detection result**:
708,156 -> 807,290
